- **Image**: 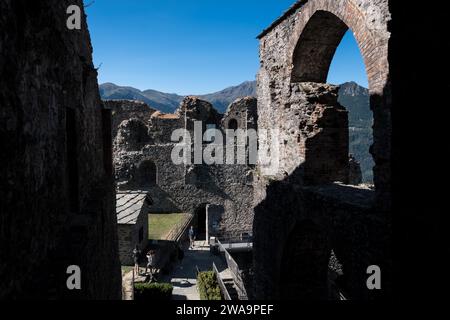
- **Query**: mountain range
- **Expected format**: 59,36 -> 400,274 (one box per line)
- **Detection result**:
99,81 -> 256,114
100,80 -> 373,182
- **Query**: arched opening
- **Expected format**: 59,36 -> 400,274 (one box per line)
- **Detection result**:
136,160 -> 157,186
292,11 -> 348,83
253,0 -> 392,301
291,10 -> 374,185
228,118 -> 238,130
280,221 -> 330,300
194,204 -> 208,241
115,118 -> 149,151
329,31 -> 373,184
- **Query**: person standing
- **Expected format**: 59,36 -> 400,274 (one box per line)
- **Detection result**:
132,245 -> 141,275
144,250 -> 156,280
189,226 -> 196,249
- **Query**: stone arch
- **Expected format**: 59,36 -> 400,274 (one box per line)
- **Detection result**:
136,160 -> 157,186
286,0 -> 391,203
114,118 -> 150,152
254,0 -> 392,300
287,1 -> 388,94
291,11 -> 348,83
227,118 -> 238,130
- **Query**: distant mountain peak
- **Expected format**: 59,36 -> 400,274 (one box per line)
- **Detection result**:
340,81 -> 369,96
100,80 -> 372,182
100,80 -> 369,114
99,81 -> 257,114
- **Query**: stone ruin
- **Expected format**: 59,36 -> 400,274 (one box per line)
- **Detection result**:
0,0 -> 121,299
106,96 -> 258,240
1,0 -> 441,301
252,0 -> 392,300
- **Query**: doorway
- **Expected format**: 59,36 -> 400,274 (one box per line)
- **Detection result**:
194,204 -> 208,240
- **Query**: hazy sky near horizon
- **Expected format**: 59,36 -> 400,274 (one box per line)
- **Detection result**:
85,0 -> 368,95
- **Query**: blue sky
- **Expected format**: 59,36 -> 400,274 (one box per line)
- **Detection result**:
85,0 -> 368,95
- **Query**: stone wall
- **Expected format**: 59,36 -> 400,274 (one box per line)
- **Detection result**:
110,97 -> 257,237
0,0 -> 121,299
117,212 -> 148,266
253,0 -> 392,300
257,0 -> 391,209
253,175 -> 388,299
222,96 -> 258,132
117,225 -> 133,266
106,100 -> 157,139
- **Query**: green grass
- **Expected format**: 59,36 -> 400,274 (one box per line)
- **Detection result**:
148,213 -> 190,240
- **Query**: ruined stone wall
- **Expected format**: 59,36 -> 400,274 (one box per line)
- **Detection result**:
113,97 -> 257,236
253,176 -> 387,299
222,97 -> 258,131
253,0 -> 392,300
257,0 -> 391,208
0,0 -> 121,299
114,118 -> 152,152
149,115 -> 184,144
105,100 -> 157,139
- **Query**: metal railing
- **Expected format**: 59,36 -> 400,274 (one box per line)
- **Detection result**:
215,230 -> 253,244
216,239 -> 249,300
213,262 -> 231,301
165,213 -> 194,242
195,265 -> 201,277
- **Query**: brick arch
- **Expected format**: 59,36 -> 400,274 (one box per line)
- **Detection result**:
291,10 -> 348,83
288,0 -> 389,94
286,0 -> 391,206
254,0 -> 393,300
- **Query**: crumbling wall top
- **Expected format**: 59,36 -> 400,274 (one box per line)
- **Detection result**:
257,0 -> 307,39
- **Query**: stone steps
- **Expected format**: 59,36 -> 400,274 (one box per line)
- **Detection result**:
222,278 -> 239,300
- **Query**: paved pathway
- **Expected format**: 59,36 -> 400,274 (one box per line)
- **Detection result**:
159,240 -> 229,300
122,269 -> 134,300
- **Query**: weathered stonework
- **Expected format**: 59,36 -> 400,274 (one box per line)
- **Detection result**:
107,97 -> 257,239
253,0 -> 392,300
114,118 -> 152,152
348,155 -> 363,185
0,0 -> 121,299
222,96 -> 258,132
106,99 -> 157,139
257,0 -> 391,208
